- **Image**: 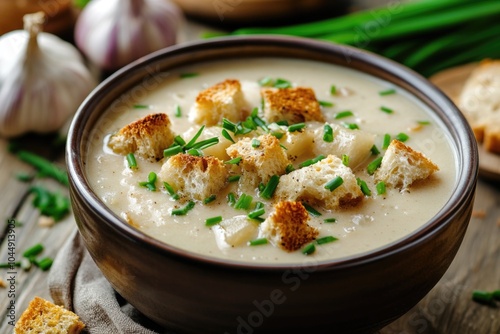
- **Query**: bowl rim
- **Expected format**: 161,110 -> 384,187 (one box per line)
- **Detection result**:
67,35 -> 478,271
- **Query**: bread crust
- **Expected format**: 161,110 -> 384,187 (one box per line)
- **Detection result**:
262,87 -> 324,124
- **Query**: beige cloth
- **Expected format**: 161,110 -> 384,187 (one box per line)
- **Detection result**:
48,230 -> 171,334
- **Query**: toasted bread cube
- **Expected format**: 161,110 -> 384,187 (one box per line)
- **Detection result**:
158,154 -> 228,201
260,201 -> 319,252
312,122 -> 375,168
482,114 -> 500,154
275,155 -> 363,210
108,113 -> 174,161
226,134 -> 289,190
262,87 -> 324,124
189,79 -> 246,126
375,140 -> 439,191
14,297 -> 85,334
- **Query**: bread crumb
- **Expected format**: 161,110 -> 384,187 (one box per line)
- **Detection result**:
0,277 -> 6,288
472,210 -> 487,219
38,215 -> 55,228
262,87 -> 324,124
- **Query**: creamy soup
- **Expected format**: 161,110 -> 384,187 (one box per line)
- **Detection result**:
86,58 -> 456,264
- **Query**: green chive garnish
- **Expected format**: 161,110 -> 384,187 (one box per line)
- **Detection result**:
248,208 -> 265,219
164,145 -> 183,157
225,157 -> 242,165
299,155 -> 325,168
203,195 -> 216,204
324,218 -> 337,223
222,118 -> 237,133
323,124 -> 334,142
356,178 -> 371,196
205,216 -> 222,226
302,243 -> 316,255
367,157 -> 383,175
252,138 -> 261,148
395,132 -> 409,142
379,88 -> 396,96
175,104 -> 182,117
342,154 -> 349,166
0,262 -> 20,269
258,76 -> 274,87
174,135 -> 186,146
417,120 -> 431,125
171,201 -> 195,215
16,173 -> 33,182
227,192 -> 236,205
325,176 -> 343,192
180,72 -> 198,79
288,123 -> 305,132
316,236 -> 338,245
234,194 -> 253,210
184,125 -> 205,150
274,78 -> 292,89
139,172 -> 157,191
23,244 -> 44,258
344,123 -> 359,130
133,104 -> 150,109
371,145 -> 380,155
330,85 -> 337,95
382,134 -> 391,149
472,290 -> 495,305
380,106 -> 394,114
275,120 -> 289,126
35,257 -> 53,271
319,100 -> 334,107
302,203 -> 322,217
249,238 -> 268,246
221,129 -> 235,143
334,111 -> 354,119
376,181 -> 386,195
285,164 -> 295,174
228,175 -> 241,182
260,175 -> 280,199
163,182 -> 179,199
126,153 -> 137,169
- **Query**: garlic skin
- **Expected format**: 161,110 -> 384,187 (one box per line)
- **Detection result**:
0,12 -> 96,138
75,0 -> 182,71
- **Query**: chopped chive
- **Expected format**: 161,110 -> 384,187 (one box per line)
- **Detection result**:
376,181 -> 386,195
258,76 -> 274,87
330,85 -> 337,95
380,106 -> 394,114
395,132 -> 409,142
334,110 -> 354,119
174,135 -> 186,146
299,154 -> 325,168
227,192 -> 236,205
252,138 -> 261,148
288,122 -> 305,132
186,148 -> 202,156
275,120 -> 289,126
180,72 -> 198,78
221,129 -> 235,143
258,183 -> 265,192
356,178 -> 372,196
175,104 -> 182,117
285,164 -> 295,174
342,154 -> 349,166
367,157 -> 383,175
148,172 -> 156,183
35,257 -> 53,271
319,100 -> 334,107
302,202 -> 322,217
323,124 -> 334,143
274,78 -> 292,89
163,182 -> 179,199
205,216 -> 222,226
472,290 -> 495,305
371,145 -> 380,155
234,194 -> 253,210
344,123 -> 359,130
325,176 -> 344,192
260,175 -> 280,199
379,88 -> 396,96
249,238 -> 268,246
271,131 -> 284,139
16,173 -> 34,182
203,194 -> 216,204
302,243 -> 316,255
17,150 -> 69,186
164,145 -> 183,157
184,125 -> 205,150
254,202 -> 265,210
225,157 -> 242,165
0,262 -> 20,269
252,115 -> 269,132
382,134 -> 391,149
324,218 -> 337,223
23,244 -> 44,258
316,236 -> 338,245
126,153 -> 137,169
171,201 -> 195,215
417,120 -> 431,125
248,208 -> 265,219
133,104 -> 150,109
222,118 -> 237,133
228,175 -> 241,182
493,290 -> 500,301
190,137 -> 219,151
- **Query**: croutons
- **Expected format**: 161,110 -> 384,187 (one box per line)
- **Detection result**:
158,154 -> 228,201
311,122 -> 375,168
275,155 -> 363,210
226,134 -> 289,190
262,87 -> 324,124
14,296 -> 85,334
108,113 -> 174,161
260,201 -> 319,252
375,139 -> 439,191
189,79 -> 247,126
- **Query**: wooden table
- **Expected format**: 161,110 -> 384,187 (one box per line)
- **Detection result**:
1,7 -> 499,334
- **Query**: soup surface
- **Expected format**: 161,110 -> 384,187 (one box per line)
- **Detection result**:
86,58 -> 456,264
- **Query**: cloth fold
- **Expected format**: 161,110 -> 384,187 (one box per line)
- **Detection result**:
48,230 -> 169,334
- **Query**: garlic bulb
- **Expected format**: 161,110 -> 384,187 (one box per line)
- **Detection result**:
0,12 -> 96,138
75,0 -> 182,71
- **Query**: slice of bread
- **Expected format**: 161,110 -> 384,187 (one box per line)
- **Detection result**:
226,134 -> 290,190
262,87 -> 325,124
189,79 -> 247,126
275,154 -> 363,210
375,139 -> 439,191
108,113 -> 175,161
260,201 -> 319,252
14,296 -> 85,334
158,153 -> 228,201
458,59 -> 500,153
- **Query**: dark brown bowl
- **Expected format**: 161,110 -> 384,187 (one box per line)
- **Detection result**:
66,36 -> 478,333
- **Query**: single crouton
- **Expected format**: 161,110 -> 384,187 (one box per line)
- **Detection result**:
375,140 -> 439,191
14,296 -> 85,334
480,114 -> 500,154
275,155 -> 363,210
311,122 -> 375,168
262,87 -> 324,124
226,134 -> 289,190
158,153 -> 228,201
260,201 -> 319,252
189,79 -> 247,126
108,113 -> 174,161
